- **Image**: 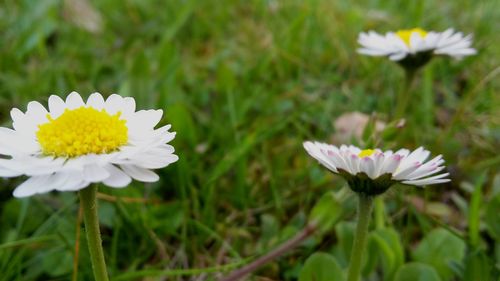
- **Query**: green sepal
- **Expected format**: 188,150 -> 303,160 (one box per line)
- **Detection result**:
397,51 -> 433,71
339,170 -> 394,196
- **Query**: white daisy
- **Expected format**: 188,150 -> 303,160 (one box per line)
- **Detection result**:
0,92 -> 179,197
357,28 -> 476,65
303,141 -> 449,195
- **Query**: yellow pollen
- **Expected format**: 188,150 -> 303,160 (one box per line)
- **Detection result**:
358,149 -> 375,158
396,28 -> 427,46
36,107 -> 128,157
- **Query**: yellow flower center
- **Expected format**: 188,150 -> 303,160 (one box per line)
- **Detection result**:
396,28 -> 427,46
36,107 -> 128,157
358,149 -> 375,158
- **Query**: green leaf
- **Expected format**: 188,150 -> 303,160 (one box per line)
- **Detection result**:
308,191 -> 343,235
394,262 -> 442,281
166,103 -> 198,146
463,250 -> 494,281
485,194 -> 500,240
124,50 -> 153,107
468,172 -> 487,246
332,222 -> 355,267
365,228 -> 404,281
41,247 -> 73,277
0,235 -> 56,250
98,201 -> 116,228
412,228 -> 465,281
160,0 -> 194,42
299,252 -> 345,281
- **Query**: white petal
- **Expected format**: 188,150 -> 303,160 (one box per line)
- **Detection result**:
127,110 -> 163,132
65,92 -> 85,109
413,148 -> 431,163
0,166 -> 21,177
120,164 -> 159,182
325,149 -> 348,172
10,107 -> 24,122
397,147 -> 429,172
357,48 -> 392,56
45,171 -> 85,192
67,181 -> 90,191
11,108 -> 38,137
433,30 -> 475,58
357,30 -> 407,60
372,152 -> 385,178
26,101 -> 48,120
121,97 -> 136,116
395,149 -> 410,157
389,52 -> 407,61
86,92 -> 105,110
0,155 -> 65,176
83,164 -> 110,182
402,173 -> 450,186
409,33 -> 428,52
42,171 -> 86,191
348,154 -> 360,174
59,180 -> 89,191
129,152 -> 179,169
407,165 -> 446,180
102,165 -> 131,188
348,145 -> 361,155
104,94 -> 124,115
380,154 -> 402,175
129,125 -> 175,145
393,163 -> 421,180
48,95 -> 66,118
360,157 -> 376,179
404,155 -> 445,180
0,127 -> 40,155
13,175 -> 53,197
303,142 -> 339,173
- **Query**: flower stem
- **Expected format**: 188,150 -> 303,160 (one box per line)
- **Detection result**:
394,68 -> 417,119
80,185 -> 109,281
374,197 -> 385,229
347,194 -> 374,281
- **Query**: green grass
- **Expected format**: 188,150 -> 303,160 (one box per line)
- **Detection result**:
0,0 -> 499,280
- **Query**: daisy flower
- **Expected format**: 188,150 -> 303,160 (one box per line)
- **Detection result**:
303,141 -> 449,195
303,141 -> 450,281
357,28 -> 476,68
0,91 -> 178,197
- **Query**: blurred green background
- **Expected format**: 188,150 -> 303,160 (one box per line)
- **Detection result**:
0,0 -> 499,280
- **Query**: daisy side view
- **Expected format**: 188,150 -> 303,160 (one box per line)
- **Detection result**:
357,28 -> 476,117
357,28 -> 476,69
303,141 -> 450,281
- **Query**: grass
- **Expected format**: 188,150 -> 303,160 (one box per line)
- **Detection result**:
0,0 -> 499,280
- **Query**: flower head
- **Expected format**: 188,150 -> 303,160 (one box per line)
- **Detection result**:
303,142 -> 449,195
0,92 -> 179,197
357,28 -> 476,69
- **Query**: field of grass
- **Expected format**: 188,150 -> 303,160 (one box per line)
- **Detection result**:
0,0 -> 499,280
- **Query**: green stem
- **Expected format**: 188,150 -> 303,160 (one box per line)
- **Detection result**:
374,197 -> 385,229
347,194 -> 374,281
80,185 -> 109,281
394,69 -> 417,118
